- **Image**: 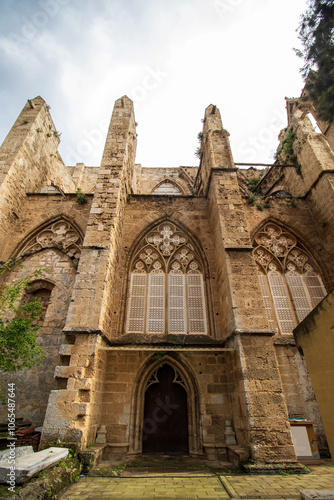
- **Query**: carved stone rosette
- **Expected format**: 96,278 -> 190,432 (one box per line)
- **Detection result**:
253,223 -> 317,274
132,222 -> 202,274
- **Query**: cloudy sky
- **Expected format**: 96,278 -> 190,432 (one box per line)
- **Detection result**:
0,0 -> 309,168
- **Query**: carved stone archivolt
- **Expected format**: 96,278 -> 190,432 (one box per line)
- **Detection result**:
20,220 -> 82,261
253,223 -> 317,274
132,222 -> 202,274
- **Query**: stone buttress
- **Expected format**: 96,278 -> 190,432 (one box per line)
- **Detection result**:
40,96 -> 137,449
198,104 -> 298,467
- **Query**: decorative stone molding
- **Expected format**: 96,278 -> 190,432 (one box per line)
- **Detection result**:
19,220 -> 82,261
253,223 -> 317,274
132,222 -> 202,274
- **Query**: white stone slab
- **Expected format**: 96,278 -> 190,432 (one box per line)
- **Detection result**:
300,491 -> 334,500
0,446 -> 33,462
0,446 -> 68,484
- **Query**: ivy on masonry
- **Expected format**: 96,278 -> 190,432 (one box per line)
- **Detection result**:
276,127 -> 300,167
75,188 -> 88,205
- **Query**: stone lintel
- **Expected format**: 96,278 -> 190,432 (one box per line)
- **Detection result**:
98,345 -> 235,351
81,245 -> 108,250
233,329 -> 275,337
62,327 -> 103,335
274,336 -> 296,346
129,194 -> 200,199
212,167 -> 238,172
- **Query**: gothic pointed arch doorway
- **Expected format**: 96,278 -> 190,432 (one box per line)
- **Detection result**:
129,354 -> 202,457
143,364 -> 188,455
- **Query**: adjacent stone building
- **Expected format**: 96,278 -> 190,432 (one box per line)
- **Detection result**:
0,92 -> 333,469
294,290 -> 334,464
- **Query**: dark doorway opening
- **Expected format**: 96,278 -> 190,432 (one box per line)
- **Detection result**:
142,364 -> 189,455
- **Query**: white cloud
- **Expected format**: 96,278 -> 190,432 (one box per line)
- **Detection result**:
0,0 -> 309,168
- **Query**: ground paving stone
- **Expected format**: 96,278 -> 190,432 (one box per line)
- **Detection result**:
59,461 -> 334,499
59,476 -> 230,499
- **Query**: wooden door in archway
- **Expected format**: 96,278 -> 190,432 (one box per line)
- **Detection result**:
142,364 -> 189,455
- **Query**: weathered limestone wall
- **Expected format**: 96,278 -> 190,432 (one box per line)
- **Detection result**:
64,96 -> 137,336
100,350 -> 233,459
242,195 -> 333,290
101,350 -> 147,448
0,249 -> 75,424
40,333 -> 104,448
207,179 -> 235,336
226,334 -> 296,461
294,290 -> 334,463
0,97 -> 76,236
41,96 -> 137,450
274,340 -> 327,450
267,113 -> 334,285
108,195 -> 218,338
69,163 -> 99,194
0,193 -> 91,262
186,351 -> 232,455
138,167 -> 193,195
85,342 -> 108,446
307,174 -> 334,285
196,105 -> 235,195
0,181 -> 91,429
208,170 -> 270,337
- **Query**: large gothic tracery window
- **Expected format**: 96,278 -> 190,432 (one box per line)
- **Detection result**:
253,224 -> 326,335
126,222 -> 207,334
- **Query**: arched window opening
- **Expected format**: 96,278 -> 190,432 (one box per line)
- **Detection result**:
39,185 -> 64,195
28,289 -> 52,324
152,182 -> 182,196
126,222 -> 207,334
253,223 -> 326,335
23,290 -> 51,328
24,280 -> 54,326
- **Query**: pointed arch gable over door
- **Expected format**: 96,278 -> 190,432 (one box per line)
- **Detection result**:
125,221 -> 209,335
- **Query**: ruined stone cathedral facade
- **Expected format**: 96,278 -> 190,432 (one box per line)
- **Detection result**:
0,93 -> 333,468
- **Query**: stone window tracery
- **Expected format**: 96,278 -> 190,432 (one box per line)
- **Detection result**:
19,220 -> 82,262
126,222 -> 207,334
253,223 -> 326,335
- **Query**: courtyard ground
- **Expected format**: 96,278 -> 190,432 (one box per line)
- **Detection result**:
58,456 -> 334,500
